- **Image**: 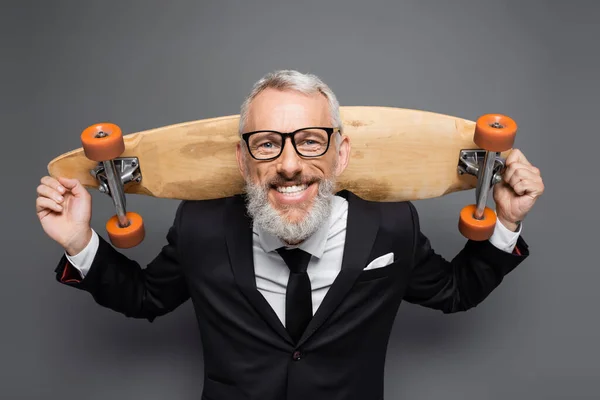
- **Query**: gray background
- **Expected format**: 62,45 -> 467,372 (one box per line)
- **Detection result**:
2,0 -> 598,399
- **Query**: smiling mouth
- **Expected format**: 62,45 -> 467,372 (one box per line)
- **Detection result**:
275,184 -> 309,195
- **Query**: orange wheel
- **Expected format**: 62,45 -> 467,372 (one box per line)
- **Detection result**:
458,204 -> 496,241
81,122 -> 125,162
105,212 -> 145,248
474,114 -> 517,152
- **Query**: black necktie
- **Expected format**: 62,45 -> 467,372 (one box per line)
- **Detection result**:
277,247 -> 312,343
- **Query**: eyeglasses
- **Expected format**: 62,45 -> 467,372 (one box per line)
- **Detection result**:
241,127 -> 340,161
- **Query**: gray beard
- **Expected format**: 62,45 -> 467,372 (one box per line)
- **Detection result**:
244,179 -> 336,244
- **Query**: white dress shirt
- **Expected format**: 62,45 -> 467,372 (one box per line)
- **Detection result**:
66,196 -> 521,326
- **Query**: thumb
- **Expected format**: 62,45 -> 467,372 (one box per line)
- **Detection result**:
57,177 -> 87,197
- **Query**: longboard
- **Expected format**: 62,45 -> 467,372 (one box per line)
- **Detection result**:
47,106 -> 516,247
47,106 -> 510,201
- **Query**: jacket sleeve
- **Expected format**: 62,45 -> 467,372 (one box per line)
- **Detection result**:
402,202 -> 529,313
53,201 -> 190,322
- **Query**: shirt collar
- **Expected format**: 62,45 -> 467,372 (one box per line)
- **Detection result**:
254,195 -> 347,259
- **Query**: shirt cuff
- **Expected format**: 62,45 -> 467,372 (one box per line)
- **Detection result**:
488,219 -> 522,253
64,229 -> 99,279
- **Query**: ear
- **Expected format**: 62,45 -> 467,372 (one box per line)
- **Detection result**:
335,135 -> 351,177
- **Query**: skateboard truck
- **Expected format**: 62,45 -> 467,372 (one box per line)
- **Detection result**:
80,123 -> 145,248
90,157 -> 142,197
90,157 -> 142,228
457,114 -> 517,241
457,149 -> 505,208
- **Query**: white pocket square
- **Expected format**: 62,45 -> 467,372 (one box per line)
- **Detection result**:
364,252 -> 394,271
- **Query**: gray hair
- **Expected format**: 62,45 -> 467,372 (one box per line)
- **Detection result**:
238,70 -> 343,137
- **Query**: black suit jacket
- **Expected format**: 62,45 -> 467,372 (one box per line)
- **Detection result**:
55,190 -> 529,400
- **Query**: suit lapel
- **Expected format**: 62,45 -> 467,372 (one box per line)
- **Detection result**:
224,195 -> 294,345
297,190 -> 380,347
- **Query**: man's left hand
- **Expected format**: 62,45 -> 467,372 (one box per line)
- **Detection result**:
493,149 -> 545,231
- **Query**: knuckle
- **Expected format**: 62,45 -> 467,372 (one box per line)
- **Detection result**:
37,184 -> 49,195
515,168 -> 525,177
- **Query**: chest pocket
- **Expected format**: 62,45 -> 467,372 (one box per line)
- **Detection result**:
356,262 -> 397,282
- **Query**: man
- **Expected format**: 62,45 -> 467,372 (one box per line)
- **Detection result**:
36,70 -> 544,400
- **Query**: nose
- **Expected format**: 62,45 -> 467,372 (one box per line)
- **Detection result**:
276,137 -> 303,179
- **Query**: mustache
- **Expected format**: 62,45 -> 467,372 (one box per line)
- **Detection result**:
265,175 -> 320,188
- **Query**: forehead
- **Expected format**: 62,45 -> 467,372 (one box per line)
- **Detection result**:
245,88 -> 331,132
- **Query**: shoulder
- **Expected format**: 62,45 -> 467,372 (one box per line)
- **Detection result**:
178,196 -> 229,214
173,195 -> 233,230
340,189 -> 417,232
343,190 -> 418,257
377,198 -> 416,215
378,201 -> 418,238
340,189 -> 415,218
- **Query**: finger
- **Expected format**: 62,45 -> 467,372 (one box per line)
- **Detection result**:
508,170 -> 543,192
503,162 -> 540,184
36,196 -> 63,214
41,176 -> 66,195
512,178 -> 544,197
506,149 -> 532,167
57,177 -> 88,197
37,184 -> 64,203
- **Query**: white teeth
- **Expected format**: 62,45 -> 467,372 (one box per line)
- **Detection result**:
276,184 -> 308,194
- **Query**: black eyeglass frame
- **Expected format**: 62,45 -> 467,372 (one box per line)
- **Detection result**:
241,127 -> 341,161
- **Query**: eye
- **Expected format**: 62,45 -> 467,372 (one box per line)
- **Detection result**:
298,138 -> 322,147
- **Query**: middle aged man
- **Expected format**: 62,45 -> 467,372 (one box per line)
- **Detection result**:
37,69 -> 544,400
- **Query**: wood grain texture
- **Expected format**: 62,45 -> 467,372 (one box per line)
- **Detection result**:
48,106 -> 508,202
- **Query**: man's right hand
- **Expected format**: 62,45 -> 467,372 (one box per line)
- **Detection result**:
36,176 -> 93,256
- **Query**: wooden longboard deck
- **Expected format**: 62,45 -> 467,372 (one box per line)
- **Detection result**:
47,106 -> 507,202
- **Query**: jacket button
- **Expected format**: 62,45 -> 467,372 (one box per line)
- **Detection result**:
292,351 -> 302,361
